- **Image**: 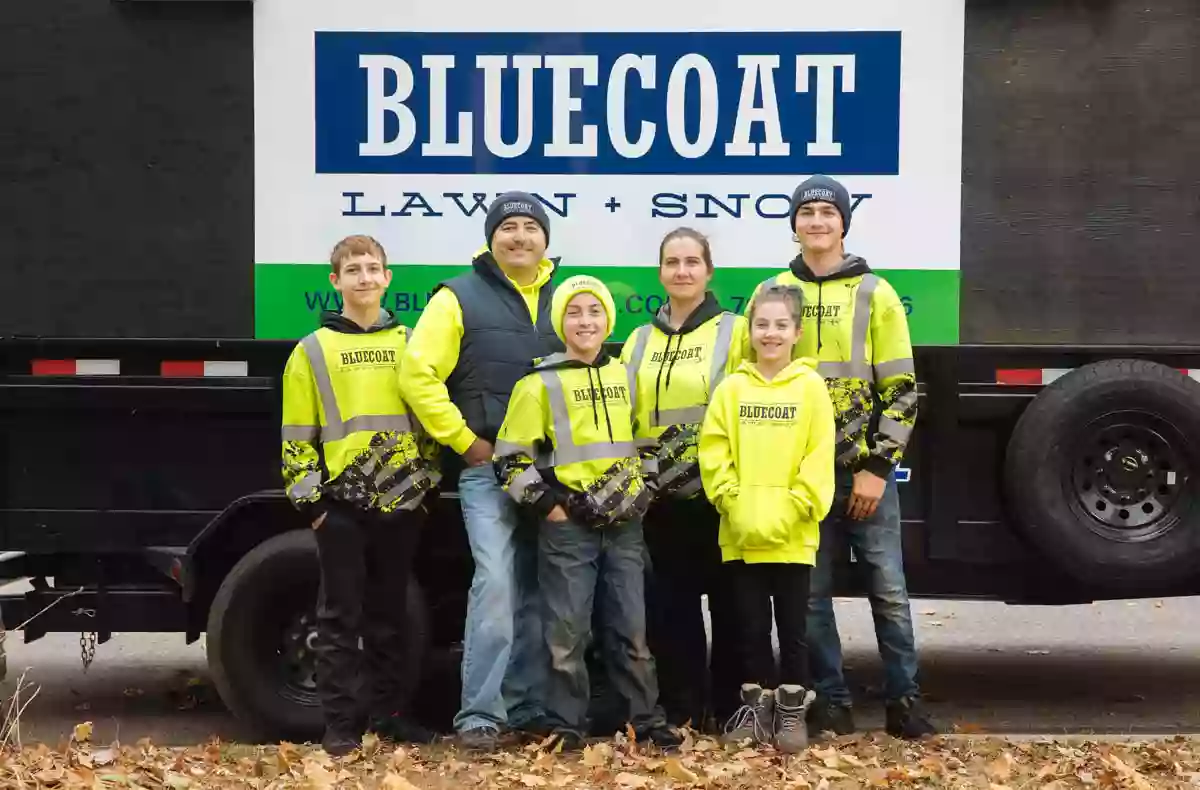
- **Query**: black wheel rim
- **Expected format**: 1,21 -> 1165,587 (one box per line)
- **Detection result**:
1067,409 -> 1194,541
278,609 -> 319,706
245,581 -> 319,709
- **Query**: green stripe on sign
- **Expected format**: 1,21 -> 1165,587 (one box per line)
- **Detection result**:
254,264 -> 960,344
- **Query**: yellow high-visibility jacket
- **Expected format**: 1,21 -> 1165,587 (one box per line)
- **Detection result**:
281,311 -> 441,516
399,252 -> 556,454
698,358 -> 836,565
493,352 -> 653,528
620,292 -> 746,500
744,254 -> 918,478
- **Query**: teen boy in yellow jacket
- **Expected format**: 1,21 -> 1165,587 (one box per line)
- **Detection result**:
493,275 -> 680,752
281,235 -> 441,756
746,175 -> 935,740
699,284 -> 835,754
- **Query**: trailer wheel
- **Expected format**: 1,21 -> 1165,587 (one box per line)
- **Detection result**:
205,529 -> 430,741
1005,359 -> 1200,591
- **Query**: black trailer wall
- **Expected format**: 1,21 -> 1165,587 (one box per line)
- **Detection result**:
2,0 -> 1197,343
0,0 -> 253,339
960,0 -> 1200,345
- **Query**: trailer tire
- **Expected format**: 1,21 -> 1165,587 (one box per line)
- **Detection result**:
1005,359 -> 1200,591
205,529 -> 430,742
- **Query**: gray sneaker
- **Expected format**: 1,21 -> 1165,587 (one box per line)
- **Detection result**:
773,685 -> 817,754
721,684 -> 775,746
457,725 -> 500,752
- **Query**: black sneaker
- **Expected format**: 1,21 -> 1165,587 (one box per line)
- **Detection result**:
512,714 -> 557,742
321,727 -> 361,757
458,725 -> 501,752
885,695 -> 937,739
638,723 -> 684,750
547,728 -> 585,752
369,714 -> 437,744
806,698 -> 856,738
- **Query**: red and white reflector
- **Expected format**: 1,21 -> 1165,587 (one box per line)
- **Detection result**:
31,359 -> 121,376
996,368 -> 1200,385
161,360 -> 249,377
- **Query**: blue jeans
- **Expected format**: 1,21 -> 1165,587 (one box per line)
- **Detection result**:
453,464 -> 547,732
539,517 -> 665,736
806,470 -> 920,705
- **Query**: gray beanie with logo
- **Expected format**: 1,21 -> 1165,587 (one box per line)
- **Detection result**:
788,175 -> 852,237
485,191 -> 551,249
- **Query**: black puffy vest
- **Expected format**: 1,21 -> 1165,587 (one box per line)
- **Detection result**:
439,253 -> 564,444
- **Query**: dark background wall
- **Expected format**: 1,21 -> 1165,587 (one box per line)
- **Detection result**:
0,0 -> 253,339
1,0 -> 1197,342
961,0 -> 1200,344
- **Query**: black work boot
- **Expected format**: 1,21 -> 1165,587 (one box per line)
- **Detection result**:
806,698 -> 856,739
321,726 -> 361,757
369,713 -> 437,744
885,695 -> 937,739
638,722 -> 684,750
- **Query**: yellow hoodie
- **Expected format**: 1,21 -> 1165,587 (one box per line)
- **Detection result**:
698,358 -> 836,565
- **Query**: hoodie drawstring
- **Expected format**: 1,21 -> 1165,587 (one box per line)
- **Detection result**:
816,282 -> 824,352
652,333 -> 675,427
585,366 -> 615,444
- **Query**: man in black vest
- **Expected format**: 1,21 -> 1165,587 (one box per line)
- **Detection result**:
401,192 -> 562,751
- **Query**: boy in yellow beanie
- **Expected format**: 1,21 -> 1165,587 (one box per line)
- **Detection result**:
493,275 -> 681,751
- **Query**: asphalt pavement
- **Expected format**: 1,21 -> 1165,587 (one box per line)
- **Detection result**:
0,595 -> 1197,748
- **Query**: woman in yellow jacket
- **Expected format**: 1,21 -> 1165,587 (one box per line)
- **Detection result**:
620,227 -> 745,731
492,275 -> 681,752
698,283 -> 836,754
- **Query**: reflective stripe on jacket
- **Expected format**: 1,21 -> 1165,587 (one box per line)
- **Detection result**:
620,296 -> 745,500
747,255 -> 917,478
282,320 -> 441,515
493,352 -> 652,528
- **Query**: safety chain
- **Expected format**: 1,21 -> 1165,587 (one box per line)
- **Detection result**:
72,607 -> 98,672
79,631 -> 97,672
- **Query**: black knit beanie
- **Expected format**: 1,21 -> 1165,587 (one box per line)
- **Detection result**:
484,192 -> 551,249
788,175 -> 851,237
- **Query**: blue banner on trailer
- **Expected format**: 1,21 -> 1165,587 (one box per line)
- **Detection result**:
313,31 -> 901,175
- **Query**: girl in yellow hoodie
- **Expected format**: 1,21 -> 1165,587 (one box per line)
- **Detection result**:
698,284 -> 836,753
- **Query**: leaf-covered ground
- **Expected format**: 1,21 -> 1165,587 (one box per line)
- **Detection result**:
1,726 -> 1197,789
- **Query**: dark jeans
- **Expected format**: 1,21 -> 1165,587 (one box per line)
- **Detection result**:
806,470 -> 920,705
539,516 -> 666,736
729,561 -> 812,688
644,496 -> 740,725
312,499 -> 424,734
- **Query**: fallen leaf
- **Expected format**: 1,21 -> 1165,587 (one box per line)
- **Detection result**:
73,721 -> 93,743
615,771 -> 650,788
986,751 -> 1015,781
520,774 -> 549,787
582,742 -> 614,767
382,772 -> 421,790
664,757 -> 701,785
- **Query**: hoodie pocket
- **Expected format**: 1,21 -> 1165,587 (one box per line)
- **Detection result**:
730,484 -> 801,551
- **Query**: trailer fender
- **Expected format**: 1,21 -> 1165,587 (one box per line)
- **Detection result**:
1005,359 -> 1200,591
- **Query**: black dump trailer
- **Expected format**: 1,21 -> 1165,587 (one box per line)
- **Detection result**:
0,0 -> 1198,740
